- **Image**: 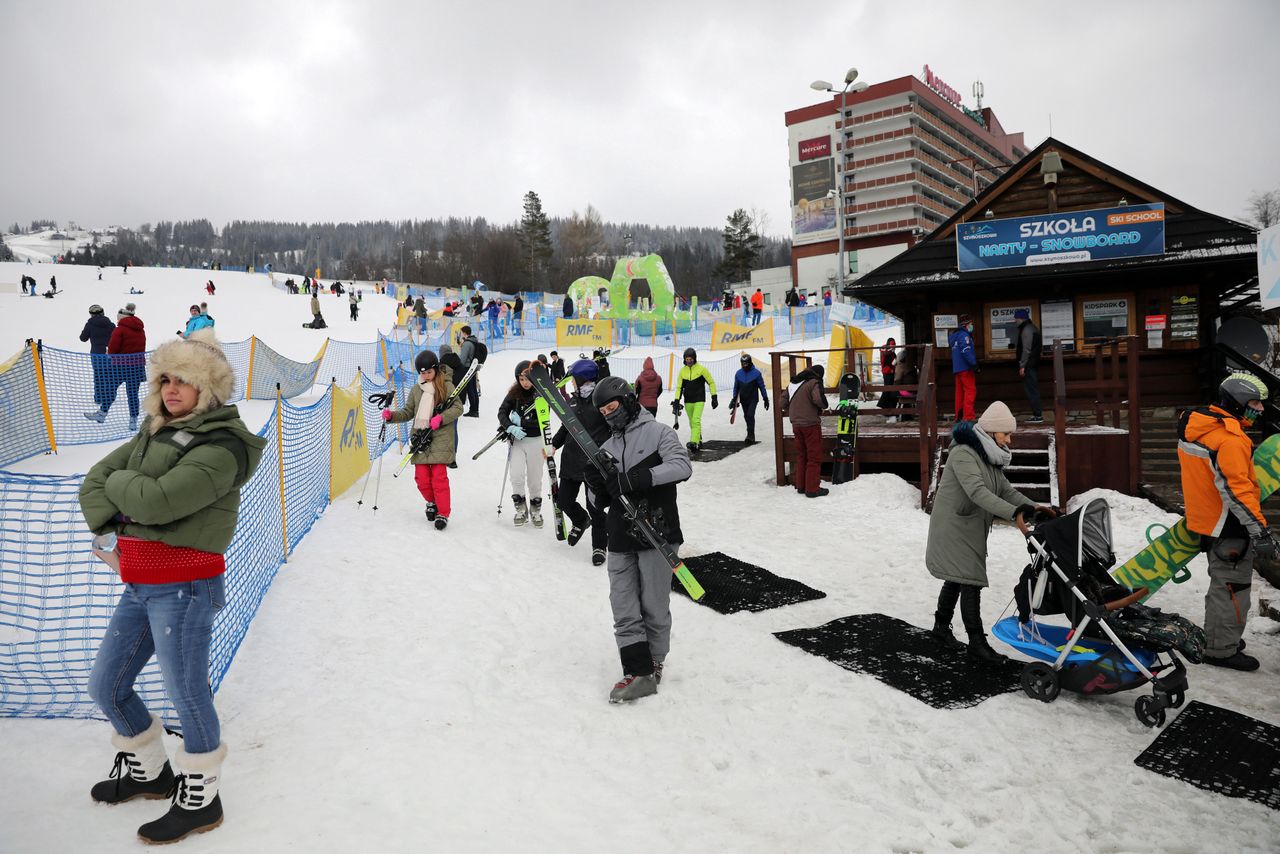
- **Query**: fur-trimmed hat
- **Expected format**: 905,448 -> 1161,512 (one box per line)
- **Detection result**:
143,328 -> 236,434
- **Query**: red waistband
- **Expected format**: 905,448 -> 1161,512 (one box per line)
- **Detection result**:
116,537 -> 226,584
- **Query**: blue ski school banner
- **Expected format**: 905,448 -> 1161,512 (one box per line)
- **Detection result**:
956,203 -> 1165,272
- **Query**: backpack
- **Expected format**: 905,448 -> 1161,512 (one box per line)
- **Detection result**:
471,338 -> 488,364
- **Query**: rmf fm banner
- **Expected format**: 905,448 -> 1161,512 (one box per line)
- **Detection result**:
329,377 -> 370,499
556,319 -> 611,349
710,318 -> 774,350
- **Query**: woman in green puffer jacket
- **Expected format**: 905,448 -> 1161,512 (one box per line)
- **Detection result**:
79,328 -> 264,844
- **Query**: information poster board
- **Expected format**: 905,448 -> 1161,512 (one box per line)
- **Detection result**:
1040,299 -> 1075,352
1170,295 -> 1198,341
934,314 -> 958,349
988,305 -> 1032,351
1082,298 -> 1130,339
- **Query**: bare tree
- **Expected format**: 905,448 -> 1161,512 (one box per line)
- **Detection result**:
1245,189 -> 1280,229
558,204 -> 606,281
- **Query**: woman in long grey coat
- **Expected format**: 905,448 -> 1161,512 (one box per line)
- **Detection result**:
926,401 -> 1051,663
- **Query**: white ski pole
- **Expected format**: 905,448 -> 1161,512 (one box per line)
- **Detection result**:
496,443 -> 512,516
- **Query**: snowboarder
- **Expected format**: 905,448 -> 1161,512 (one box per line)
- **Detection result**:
349,289 -> 359,321
781,363 -> 828,497
305,295 -> 326,330
550,359 -> 611,563
634,356 -> 663,416
949,315 -> 978,421
80,328 -> 265,843
731,353 -> 769,445
1178,371 -> 1275,671
380,350 -> 463,529
673,347 -> 717,453
582,376 -> 692,702
498,361 -> 546,527
926,401 -> 1050,664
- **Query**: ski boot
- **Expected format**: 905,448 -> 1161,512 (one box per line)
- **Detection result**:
83,407 -> 107,423
91,716 -> 174,805
653,661 -> 664,684
686,441 -> 700,454
136,743 -> 226,844
592,549 -> 606,567
512,495 -> 528,526
530,497 -> 544,528
424,502 -> 437,522
609,674 -> 658,703
567,520 -> 590,546
434,516 -> 448,531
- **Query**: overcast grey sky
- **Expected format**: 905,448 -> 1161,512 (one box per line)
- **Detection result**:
2,0 -> 1277,236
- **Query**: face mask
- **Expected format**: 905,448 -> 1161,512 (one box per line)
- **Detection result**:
578,382 -> 595,399
1243,407 -> 1260,425
604,404 -> 631,433
966,324 -> 974,333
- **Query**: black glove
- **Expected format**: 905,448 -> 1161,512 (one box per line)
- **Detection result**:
1015,504 -> 1036,524
1252,530 -> 1279,560
671,400 -> 682,415
605,465 -> 653,499
763,399 -> 770,411
711,395 -> 719,409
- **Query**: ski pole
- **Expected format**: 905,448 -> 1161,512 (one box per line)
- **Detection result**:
357,421 -> 387,508
497,443 -> 512,516
371,437 -> 386,511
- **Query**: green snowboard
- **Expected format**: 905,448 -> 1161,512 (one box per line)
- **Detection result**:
1111,432 -> 1280,600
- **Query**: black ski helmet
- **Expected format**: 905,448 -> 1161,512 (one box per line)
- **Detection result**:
740,353 -> 752,367
1218,371 -> 1268,417
592,375 -> 640,429
569,358 -> 599,382
414,350 -> 439,373
515,359 -> 532,379
683,347 -> 697,362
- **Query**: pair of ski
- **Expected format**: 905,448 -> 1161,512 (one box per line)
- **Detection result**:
527,363 -> 705,600
391,361 -> 481,477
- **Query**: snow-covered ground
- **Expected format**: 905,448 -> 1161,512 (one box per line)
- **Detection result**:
1,263 -> 1277,853
3,227 -> 113,264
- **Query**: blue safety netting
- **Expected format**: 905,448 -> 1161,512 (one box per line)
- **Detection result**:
247,338 -> 322,399
0,348 -> 53,467
317,339 -> 385,388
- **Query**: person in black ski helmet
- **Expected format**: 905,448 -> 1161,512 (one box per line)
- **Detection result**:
731,353 -> 769,445
673,347 -> 717,453
381,347 -> 463,529
548,358 -> 611,563
498,360 -> 545,527
414,349 -> 439,373
585,374 -> 692,703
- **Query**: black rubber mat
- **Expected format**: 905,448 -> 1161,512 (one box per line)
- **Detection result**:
689,439 -> 751,462
672,551 -> 826,614
1135,701 -> 1280,811
773,613 -> 1022,710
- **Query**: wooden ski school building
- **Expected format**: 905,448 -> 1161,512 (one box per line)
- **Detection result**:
773,137 -> 1261,510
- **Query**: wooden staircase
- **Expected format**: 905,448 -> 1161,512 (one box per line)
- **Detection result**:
927,436 -> 1058,510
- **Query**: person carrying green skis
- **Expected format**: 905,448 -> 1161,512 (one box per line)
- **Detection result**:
673,347 -> 717,454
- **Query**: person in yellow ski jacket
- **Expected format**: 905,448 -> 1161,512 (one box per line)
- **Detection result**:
1177,371 -> 1274,671
673,347 -> 717,453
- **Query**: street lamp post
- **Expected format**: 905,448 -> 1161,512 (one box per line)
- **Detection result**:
811,69 -> 869,297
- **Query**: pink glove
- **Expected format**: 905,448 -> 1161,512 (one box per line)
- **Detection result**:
429,414 -> 443,430
380,409 -> 393,422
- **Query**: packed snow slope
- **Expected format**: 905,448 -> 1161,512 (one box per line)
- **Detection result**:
0,263 -> 1277,853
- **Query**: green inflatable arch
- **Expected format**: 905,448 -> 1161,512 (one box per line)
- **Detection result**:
567,254 -> 692,326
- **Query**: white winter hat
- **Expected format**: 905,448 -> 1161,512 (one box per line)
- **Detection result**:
143,328 -> 235,433
977,401 -> 1016,434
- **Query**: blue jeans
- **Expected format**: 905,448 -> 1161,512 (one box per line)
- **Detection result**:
88,576 -> 225,753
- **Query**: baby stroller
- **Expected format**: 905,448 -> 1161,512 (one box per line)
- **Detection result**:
991,497 -> 1201,727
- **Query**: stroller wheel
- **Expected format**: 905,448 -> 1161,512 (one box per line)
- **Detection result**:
1134,694 -> 1167,728
1021,662 -> 1060,703
1166,690 -> 1185,709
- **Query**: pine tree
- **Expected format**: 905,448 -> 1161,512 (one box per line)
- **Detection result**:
517,191 -> 554,290
713,208 -> 762,284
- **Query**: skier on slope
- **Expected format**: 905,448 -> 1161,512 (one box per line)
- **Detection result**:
380,350 -> 464,530
673,347 -> 717,453
79,328 -> 265,843
549,358 -> 611,565
1178,371 -> 1276,671
583,375 -> 692,702
498,360 -> 546,528
730,353 -> 769,446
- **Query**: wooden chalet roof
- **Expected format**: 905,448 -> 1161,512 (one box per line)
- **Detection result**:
844,137 -> 1257,296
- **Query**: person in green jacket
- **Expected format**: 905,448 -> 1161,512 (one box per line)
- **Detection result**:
79,328 -> 265,844
381,349 -> 465,529
673,347 -> 718,453
925,401 -> 1054,664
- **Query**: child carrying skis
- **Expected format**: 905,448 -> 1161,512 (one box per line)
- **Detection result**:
498,360 -> 546,527
381,350 -> 463,529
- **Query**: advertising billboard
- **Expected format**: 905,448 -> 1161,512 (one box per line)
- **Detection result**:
792,159 -> 837,246
798,135 -> 831,161
956,203 -> 1166,272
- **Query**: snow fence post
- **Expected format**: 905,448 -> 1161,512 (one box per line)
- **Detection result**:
28,339 -> 58,454
276,383 -> 288,561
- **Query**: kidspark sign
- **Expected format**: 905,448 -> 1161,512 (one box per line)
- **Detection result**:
956,203 -> 1166,272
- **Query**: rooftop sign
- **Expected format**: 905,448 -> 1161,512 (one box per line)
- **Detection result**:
956,203 -> 1166,272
